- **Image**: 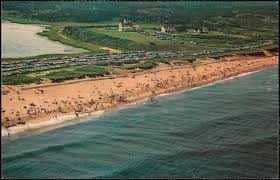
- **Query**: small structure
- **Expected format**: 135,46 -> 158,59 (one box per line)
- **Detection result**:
118,19 -> 141,32
202,27 -> 208,33
187,28 -> 201,34
194,29 -> 201,33
187,29 -> 196,33
133,24 -> 142,31
161,25 -> 176,33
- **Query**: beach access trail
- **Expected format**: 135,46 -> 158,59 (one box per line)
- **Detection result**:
1,54 -> 278,136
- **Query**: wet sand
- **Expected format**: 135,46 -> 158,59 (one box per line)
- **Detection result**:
1,54 -> 278,136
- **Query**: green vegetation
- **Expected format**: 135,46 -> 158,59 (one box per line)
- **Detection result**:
90,28 -> 158,43
2,75 -> 42,85
2,1 -> 277,53
63,26 -> 137,51
123,61 -> 157,70
156,59 -> 171,65
137,61 -> 158,70
40,66 -> 109,83
63,26 -> 205,52
2,66 -> 110,84
37,25 -> 108,53
1,52 -> 90,62
2,2 -> 277,25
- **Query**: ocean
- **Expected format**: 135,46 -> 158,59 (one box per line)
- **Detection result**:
1,68 -> 278,178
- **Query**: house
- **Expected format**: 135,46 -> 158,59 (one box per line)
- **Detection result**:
118,19 -> 133,31
160,25 -> 176,33
118,19 -> 141,32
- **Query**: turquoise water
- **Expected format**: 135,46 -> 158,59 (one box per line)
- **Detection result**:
2,69 -> 278,178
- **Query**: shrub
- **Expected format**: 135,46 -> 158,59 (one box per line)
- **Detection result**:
2,75 -> 42,85
123,60 -> 157,70
41,66 -> 109,83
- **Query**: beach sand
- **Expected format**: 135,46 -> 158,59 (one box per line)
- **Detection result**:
1,54 -> 278,136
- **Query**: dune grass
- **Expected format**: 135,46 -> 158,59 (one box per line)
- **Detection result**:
123,61 -> 158,70
2,75 -> 42,85
40,66 -> 109,83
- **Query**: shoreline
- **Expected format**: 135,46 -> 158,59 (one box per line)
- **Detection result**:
1,55 -> 278,137
2,67 -> 277,138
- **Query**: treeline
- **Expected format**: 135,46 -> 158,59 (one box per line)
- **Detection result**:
2,1 -> 278,41
2,1 -> 277,24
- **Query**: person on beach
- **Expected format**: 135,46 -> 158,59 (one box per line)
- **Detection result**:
150,97 -> 158,103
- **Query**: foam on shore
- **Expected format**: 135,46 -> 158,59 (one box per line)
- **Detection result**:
2,110 -> 104,137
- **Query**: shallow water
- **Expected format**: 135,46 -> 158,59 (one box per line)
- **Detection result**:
1,21 -> 87,58
1,69 -> 278,178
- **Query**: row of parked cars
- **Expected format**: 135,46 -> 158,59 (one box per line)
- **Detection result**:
1,40 -> 273,77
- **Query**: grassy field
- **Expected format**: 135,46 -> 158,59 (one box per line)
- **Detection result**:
45,22 -> 272,53
63,26 -> 209,52
90,28 -> 162,44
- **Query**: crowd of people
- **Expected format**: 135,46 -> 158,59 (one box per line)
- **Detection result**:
2,56 -> 277,130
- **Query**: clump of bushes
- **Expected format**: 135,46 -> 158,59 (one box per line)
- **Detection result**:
123,60 -> 158,70
41,66 -> 109,83
138,61 -> 157,69
187,58 -> 195,63
158,59 -> 170,64
2,75 -> 42,85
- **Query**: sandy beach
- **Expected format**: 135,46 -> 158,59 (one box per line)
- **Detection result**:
1,53 -> 278,137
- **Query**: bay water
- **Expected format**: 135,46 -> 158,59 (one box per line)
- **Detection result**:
1,21 -> 87,58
